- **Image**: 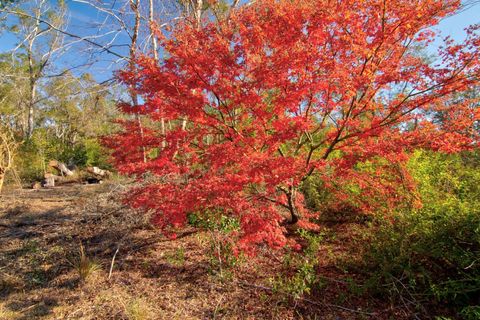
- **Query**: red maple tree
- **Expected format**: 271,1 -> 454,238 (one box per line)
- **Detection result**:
106,0 -> 480,253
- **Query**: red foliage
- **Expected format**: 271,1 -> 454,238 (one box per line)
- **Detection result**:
105,0 -> 480,253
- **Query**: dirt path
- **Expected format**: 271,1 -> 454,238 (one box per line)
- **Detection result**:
0,183 -> 400,319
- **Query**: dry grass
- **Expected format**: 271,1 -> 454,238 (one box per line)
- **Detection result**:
0,182 -> 408,319
69,244 -> 101,283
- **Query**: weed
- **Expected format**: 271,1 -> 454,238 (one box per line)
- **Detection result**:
207,234 -> 242,279
0,272 -> 24,294
188,210 -> 243,278
20,240 -> 39,255
93,289 -> 153,320
344,277 -> 364,296
187,210 -> 240,233
165,247 -> 186,267
27,269 -> 48,285
460,306 -> 480,320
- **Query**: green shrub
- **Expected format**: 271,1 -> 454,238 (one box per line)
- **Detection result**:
16,139 -> 46,181
301,175 -> 334,213
187,209 -> 240,232
187,209 -> 243,278
83,138 -> 112,168
360,150 -> 480,318
271,230 -> 323,299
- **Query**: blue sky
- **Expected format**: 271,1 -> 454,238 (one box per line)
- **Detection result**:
432,3 -> 479,44
0,0 -> 479,82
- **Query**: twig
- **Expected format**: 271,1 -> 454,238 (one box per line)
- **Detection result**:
212,295 -> 225,319
19,303 -> 39,313
5,9 -> 127,60
464,260 -> 476,269
108,245 -> 120,280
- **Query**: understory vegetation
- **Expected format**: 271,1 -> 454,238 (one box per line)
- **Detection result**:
300,150 -> 480,318
139,149 -> 479,318
179,150 -> 480,318
1,150 -> 479,319
358,151 -> 480,318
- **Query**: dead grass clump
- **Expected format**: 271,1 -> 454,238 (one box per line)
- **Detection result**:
69,244 -> 101,283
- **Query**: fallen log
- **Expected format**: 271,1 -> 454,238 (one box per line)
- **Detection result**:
86,166 -> 111,178
39,163 -> 110,187
49,160 -> 75,176
43,173 -> 75,187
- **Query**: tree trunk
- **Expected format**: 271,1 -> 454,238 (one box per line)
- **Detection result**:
26,11 -> 41,140
27,93 -> 35,139
194,0 -> 203,29
148,0 -> 166,149
286,186 -> 299,224
148,0 -> 159,61
130,0 -> 147,163
0,129 -> 17,193
26,56 -> 37,139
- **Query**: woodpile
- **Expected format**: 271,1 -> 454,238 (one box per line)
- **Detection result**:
38,160 -> 111,188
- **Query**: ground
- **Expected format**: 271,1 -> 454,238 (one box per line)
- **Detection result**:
0,182 -> 409,319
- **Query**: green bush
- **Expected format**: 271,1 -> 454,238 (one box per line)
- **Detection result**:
187,209 -> 243,277
360,150 -> 480,318
301,175 -> 334,213
187,209 -> 240,233
270,230 -> 323,299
